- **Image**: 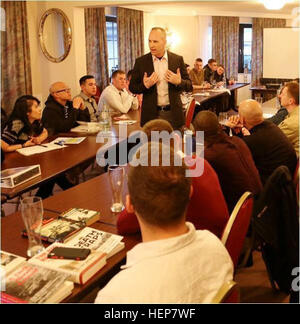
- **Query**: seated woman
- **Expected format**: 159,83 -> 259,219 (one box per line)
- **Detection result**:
1,95 -> 48,152
2,95 -> 73,199
193,110 -> 262,213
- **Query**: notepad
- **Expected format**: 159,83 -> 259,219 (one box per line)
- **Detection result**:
16,143 -> 66,156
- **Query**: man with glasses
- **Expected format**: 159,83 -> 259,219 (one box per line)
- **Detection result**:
42,81 -> 90,135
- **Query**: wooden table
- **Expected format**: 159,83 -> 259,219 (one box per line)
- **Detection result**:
193,83 -> 249,109
1,110 -> 141,200
1,170 -> 141,303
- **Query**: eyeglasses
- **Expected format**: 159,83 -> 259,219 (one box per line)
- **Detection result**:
55,88 -> 71,94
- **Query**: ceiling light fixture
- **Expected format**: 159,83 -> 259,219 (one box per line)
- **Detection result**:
261,0 -> 287,10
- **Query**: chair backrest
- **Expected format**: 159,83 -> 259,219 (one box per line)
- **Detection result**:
211,280 -> 239,303
185,98 -> 196,129
221,191 -> 253,268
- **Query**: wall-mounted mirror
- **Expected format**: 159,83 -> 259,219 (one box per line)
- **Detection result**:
38,8 -> 72,63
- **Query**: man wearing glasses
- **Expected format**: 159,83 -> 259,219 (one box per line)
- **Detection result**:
42,81 -> 90,135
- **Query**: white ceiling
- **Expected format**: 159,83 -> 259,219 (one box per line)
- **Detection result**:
82,0 -> 299,18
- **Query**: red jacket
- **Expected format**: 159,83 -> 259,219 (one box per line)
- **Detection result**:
117,158 -> 229,238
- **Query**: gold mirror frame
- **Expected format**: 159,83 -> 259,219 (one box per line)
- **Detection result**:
38,8 -> 72,63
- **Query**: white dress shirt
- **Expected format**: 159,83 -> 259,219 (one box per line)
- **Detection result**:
153,51 -> 170,106
98,84 -> 139,114
95,222 -> 233,304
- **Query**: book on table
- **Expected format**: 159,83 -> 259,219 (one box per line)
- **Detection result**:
61,208 -> 100,226
21,208 -> 100,243
28,243 -> 107,285
64,227 -> 125,259
1,165 -> 41,188
1,251 -> 26,277
1,261 -> 73,304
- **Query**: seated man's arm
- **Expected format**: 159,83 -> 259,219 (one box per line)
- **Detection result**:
103,88 -> 133,114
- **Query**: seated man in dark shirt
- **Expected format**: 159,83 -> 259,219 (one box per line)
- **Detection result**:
227,99 -> 297,184
193,110 -> 262,213
42,81 -> 90,136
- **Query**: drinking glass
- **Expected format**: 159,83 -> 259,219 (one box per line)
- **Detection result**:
108,166 -> 125,213
20,196 -> 45,257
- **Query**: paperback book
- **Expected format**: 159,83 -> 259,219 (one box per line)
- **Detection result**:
1,262 -> 72,304
65,227 -> 124,258
28,243 -> 107,285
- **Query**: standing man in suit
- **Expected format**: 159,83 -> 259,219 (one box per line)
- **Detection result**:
129,27 -> 192,129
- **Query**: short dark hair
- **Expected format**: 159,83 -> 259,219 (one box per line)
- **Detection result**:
142,119 -> 174,139
79,75 -> 95,85
128,142 -> 191,226
127,70 -> 133,80
285,82 -> 299,105
208,59 -> 217,64
195,58 -> 203,63
111,70 -> 126,79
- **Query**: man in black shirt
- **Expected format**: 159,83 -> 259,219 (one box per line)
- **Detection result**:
227,99 -> 297,184
42,82 -> 90,136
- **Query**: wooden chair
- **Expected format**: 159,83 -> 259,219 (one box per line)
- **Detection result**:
185,98 -> 196,129
221,191 -> 253,268
211,280 -> 239,303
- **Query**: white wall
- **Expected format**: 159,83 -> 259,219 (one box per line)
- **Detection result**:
27,1 -> 87,106
143,13 -> 199,66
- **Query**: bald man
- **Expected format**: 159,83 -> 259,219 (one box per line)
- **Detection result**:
42,82 -> 90,135
129,27 -> 192,130
227,99 -> 297,184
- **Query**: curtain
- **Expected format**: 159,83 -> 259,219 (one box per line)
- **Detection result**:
117,7 -> 144,73
84,8 -> 109,90
1,1 -> 32,115
212,16 -> 239,80
251,18 -> 286,86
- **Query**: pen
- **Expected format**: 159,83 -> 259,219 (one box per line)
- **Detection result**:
38,144 -> 48,148
54,142 -> 64,146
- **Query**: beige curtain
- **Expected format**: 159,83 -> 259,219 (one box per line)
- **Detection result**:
212,16 -> 239,80
1,1 -> 32,115
84,8 -> 109,90
251,18 -> 286,86
117,7 -> 144,73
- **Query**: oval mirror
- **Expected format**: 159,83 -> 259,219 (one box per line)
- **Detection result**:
38,8 -> 72,63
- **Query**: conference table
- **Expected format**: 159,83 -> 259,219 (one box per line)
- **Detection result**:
1,169 -> 141,303
193,83 -> 249,110
1,110 -> 141,200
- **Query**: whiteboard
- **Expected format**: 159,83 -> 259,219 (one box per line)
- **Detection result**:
263,28 -> 299,79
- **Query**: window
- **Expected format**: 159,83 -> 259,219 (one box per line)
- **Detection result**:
106,16 -> 119,77
238,24 -> 252,73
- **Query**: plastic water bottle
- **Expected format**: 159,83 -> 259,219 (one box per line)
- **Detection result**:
99,104 -> 111,133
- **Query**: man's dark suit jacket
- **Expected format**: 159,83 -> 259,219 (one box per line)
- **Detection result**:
129,51 -> 192,129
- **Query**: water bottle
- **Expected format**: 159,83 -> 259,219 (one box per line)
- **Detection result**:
99,104 -> 111,133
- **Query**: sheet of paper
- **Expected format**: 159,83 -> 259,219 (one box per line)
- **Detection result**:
16,143 -> 66,156
49,137 -> 86,145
